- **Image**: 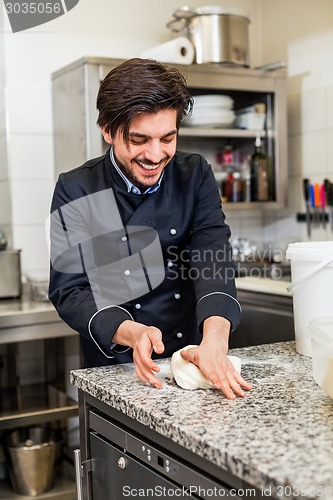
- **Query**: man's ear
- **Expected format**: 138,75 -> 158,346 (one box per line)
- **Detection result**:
101,127 -> 112,145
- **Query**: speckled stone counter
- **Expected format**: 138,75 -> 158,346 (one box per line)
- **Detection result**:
70,342 -> 333,499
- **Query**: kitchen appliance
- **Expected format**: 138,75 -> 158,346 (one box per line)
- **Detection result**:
167,6 -> 250,66
0,249 -> 22,299
75,405 -> 256,499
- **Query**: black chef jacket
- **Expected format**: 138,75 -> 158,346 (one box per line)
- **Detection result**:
49,149 -> 241,368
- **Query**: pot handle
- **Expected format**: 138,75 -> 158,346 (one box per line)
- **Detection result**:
166,18 -> 187,33
172,6 -> 196,20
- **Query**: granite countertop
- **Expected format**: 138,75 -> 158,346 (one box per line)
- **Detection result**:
71,342 -> 333,499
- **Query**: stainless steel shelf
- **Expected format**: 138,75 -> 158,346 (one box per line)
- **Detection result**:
179,127 -> 268,138
0,383 -> 78,429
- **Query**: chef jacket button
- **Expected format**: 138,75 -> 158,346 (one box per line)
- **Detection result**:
121,235 -> 127,242
124,269 -> 130,276
167,260 -> 173,268
176,332 -> 183,339
135,303 -> 141,310
174,293 -> 181,300
170,228 -> 177,235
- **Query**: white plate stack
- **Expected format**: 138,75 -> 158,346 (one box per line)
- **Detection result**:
184,94 -> 235,128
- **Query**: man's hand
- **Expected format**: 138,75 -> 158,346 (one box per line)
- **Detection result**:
113,321 -> 165,388
180,316 -> 252,399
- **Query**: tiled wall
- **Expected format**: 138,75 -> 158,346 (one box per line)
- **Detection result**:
260,0 -> 333,250
0,8 -> 11,244
0,0 -> 260,276
8,85 -> 55,275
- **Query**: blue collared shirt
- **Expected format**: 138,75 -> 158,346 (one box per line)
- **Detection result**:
110,148 -> 163,195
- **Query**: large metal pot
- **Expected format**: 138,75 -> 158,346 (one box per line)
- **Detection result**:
167,5 -> 250,66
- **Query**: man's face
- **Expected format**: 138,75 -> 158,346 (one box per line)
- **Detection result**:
102,109 -> 178,191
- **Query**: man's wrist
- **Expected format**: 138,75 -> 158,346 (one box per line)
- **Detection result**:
202,316 -> 230,346
113,319 -> 135,348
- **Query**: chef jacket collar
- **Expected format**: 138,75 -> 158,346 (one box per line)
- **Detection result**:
110,147 -> 163,195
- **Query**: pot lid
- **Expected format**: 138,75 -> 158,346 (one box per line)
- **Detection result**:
196,5 -> 250,19
170,5 -> 250,25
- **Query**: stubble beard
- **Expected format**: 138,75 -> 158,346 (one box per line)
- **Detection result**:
115,155 -> 168,192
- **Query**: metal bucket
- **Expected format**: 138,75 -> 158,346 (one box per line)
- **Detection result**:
4,426 -> 63,496
167,6 -> 250,66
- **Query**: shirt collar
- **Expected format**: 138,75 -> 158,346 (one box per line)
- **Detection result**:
110,147 -> 163,195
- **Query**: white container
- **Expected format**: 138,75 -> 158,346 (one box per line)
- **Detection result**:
235,112 -> 266,130
286,241 -> 333,357
307,317 -> 333,399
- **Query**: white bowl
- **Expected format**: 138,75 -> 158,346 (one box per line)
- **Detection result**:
193,94 -> 234,109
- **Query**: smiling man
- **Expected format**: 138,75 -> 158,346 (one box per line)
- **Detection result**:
49,58 -> 251,399
101,109 -> 178,192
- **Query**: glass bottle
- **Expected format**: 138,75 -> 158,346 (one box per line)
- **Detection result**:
250,137 -> 269,201
231,172 -> 243,202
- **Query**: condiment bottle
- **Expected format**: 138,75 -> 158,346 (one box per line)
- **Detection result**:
250,137 -> 269,201
231,172 -> 243,202
221,173 -> 233,201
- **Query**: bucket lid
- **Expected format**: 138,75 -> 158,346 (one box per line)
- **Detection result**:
307,316 -> 333,349
286,241 -> 333,262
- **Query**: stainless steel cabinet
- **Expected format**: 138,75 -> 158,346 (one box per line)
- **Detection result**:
230,289 -> 295,349
52,57 -> 287,209
0,313 -> 79,500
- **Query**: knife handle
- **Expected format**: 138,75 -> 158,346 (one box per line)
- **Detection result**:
320,184 -> 326,207
314,183 -> 321,207
309,184 -> 315,207
303,178 -> 310,202
324,178 -> 330,200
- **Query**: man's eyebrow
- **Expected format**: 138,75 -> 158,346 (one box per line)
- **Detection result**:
129,129 -> 178,139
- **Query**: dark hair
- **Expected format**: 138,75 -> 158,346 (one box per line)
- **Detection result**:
96,58 -> 193,142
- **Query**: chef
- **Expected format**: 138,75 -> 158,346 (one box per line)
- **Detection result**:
49,58 -> 251,399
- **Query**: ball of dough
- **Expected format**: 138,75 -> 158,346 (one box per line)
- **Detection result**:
171,344 -> 241,390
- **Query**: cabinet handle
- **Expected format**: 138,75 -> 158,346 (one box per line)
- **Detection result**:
74,449 -> 84,500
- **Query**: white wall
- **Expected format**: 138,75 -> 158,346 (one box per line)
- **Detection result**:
0,6 -> 11,243
0,0 -> 260,276
259,0 -> 333,249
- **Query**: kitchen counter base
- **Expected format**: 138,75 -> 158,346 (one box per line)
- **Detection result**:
71,342 -> 333,499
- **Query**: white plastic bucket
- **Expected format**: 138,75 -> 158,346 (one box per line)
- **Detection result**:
286,241 -> 333,357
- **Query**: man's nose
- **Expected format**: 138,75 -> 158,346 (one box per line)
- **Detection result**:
144,141 -> 163,163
